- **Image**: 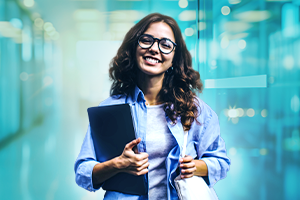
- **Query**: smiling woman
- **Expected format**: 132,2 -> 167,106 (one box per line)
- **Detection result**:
74,13 -> 230,200
136,22 -> 175,78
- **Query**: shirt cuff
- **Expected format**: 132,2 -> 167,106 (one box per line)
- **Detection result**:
201,158 -> 220,187
76,160 -> 101,192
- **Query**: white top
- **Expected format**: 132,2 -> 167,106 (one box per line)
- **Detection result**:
146,104 -> 177,200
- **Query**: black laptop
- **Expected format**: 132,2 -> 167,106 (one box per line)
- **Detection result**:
87,103 -> 148,195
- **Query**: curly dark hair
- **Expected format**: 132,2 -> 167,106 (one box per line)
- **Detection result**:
109,13 -> 203,131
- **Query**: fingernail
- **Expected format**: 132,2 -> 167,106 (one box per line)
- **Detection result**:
179,159 -> 183,162
182,170 -> 185,173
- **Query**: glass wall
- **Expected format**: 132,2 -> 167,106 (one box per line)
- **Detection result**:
197,1 -> 300,200
0,0 -> 299,199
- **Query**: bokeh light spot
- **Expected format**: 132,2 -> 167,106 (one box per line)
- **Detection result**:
246,108 -> 255,117
261,109 -> 268,117
228,109 -> 238,118
221,6 -> 231,15
238,39 -> 246,49
34,18 -> 44,28
24,0 -> 34,7
229,147 -> 237,156
283,55 -> 294,70
184,28 -> 194,36
178,0 -> 188,8
10,18 -> 23,29
20,72 -> 29,81
43,76 -> 53,86
237,108 -> 244,117
260,148 -> 268,155
291,95 -> 300,113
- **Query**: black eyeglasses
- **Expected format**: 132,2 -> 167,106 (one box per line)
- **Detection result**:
138,34 -> 177,54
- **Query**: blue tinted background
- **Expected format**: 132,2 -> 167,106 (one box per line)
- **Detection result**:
0,0 -> 299,199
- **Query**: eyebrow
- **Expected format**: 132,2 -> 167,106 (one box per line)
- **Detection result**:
143,33 -> 175,42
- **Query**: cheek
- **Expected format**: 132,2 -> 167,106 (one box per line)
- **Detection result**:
166,54 -> 175,65
136,48 -> 145,59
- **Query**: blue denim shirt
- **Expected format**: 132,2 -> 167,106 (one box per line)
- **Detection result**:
74,86 -> 230,200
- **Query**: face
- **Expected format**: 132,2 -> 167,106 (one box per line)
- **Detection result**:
136,22 -> 175,77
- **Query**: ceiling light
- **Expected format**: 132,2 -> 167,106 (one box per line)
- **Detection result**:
76,22 -> 104,32
73,9 -> 102,21
178,10 -> 196,21
228,33 -> 249,40
0,21 -> 22,38
229,0 -> 241,4
198,22 -> 206,31
110,10 -> 143,22
234,10 -> 272,22
224,21 -> 252,32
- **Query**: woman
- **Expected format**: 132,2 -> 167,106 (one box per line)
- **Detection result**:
75,13 -> 230,199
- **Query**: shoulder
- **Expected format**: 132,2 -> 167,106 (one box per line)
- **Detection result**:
194,97 -> 219,125
98,94 -> 127,106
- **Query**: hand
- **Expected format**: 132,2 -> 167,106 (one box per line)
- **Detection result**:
115,138 -> 149,176
179,155 -> 196,179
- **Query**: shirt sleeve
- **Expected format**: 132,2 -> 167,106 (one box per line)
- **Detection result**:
198,107 -> 231,187
74,125 -> 102,192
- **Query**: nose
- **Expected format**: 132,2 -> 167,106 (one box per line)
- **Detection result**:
148,40 -> 160,54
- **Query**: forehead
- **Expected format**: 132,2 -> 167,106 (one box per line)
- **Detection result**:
143,22 -> 175,42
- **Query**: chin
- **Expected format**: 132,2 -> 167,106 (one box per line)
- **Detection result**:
138,65 -> 165,77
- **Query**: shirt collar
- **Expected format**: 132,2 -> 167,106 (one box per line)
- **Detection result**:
132,85 -> 146,103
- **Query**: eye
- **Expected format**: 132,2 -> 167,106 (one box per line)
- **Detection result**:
139,36 -> 153,44
160,39 -> 173,49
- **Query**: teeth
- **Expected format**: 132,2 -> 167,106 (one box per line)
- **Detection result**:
145,57 -> 159,63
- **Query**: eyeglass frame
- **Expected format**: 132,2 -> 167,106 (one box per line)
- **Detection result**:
137,34 -> 177,54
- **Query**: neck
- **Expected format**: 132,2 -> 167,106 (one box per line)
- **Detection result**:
137,72 -> 165,105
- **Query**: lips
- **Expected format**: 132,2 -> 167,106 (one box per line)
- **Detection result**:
143,56 -> 162,64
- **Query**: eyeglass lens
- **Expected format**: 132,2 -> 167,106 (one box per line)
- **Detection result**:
138,35 -> 174,54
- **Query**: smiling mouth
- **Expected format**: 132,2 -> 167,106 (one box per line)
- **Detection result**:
144,56 -> 161,64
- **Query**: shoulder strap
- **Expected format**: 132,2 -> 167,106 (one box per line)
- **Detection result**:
181,130 -> 188,158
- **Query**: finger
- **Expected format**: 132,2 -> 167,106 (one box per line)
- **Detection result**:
136,161 -> 150,171
180,155 -> 193,163
181,173 -> 194,179
136,152 -> 149,161
125,138 -> 141,150
181,167 -> 196,174
136,168 -> 148,176
180,162 -> 195,169
135,158 -> 149,167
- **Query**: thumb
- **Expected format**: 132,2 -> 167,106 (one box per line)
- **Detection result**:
125,138 -> 141,150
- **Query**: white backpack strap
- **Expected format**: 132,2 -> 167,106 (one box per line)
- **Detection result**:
181,130 -> 188,158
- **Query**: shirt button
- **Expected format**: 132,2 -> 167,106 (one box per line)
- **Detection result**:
88,187 -> 91,190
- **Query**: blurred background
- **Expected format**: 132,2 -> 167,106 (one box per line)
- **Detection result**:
0,0 -> 299,199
